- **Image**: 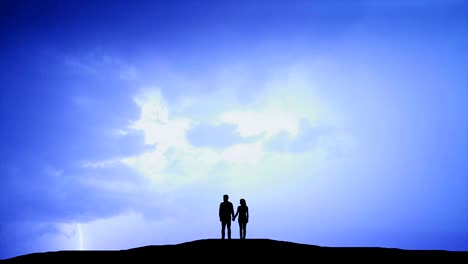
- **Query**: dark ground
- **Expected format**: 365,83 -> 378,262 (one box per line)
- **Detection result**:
1,239 -> 467,263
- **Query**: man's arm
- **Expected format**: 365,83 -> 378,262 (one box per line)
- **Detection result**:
233,206 -> 239,219
230,203 -> 235,218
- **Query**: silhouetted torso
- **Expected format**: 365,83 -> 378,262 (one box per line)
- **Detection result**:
236,205 -> 248,223
219,201 -> 234,222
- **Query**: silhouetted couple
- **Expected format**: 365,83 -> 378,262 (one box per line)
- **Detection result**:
219,194 -> 249,239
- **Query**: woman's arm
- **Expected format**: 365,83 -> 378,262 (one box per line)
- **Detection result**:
246,206 -> 249,222
233,207 -> 239,220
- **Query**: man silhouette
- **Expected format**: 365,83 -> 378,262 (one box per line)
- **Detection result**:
219,194 -> 234,239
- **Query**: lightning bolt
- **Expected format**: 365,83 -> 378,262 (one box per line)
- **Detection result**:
77,224 -> 84,250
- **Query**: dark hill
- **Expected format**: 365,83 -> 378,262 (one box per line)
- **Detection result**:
1,239 -> 467,263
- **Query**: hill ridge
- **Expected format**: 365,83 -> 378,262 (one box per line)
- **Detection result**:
2,238 -> 467,263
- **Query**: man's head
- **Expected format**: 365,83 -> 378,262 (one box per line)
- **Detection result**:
223,194 -> 229,202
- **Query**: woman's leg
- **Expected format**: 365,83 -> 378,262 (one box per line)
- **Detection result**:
242,223 -> 247,239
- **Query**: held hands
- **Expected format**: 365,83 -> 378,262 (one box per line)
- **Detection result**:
232,217 -> 236,221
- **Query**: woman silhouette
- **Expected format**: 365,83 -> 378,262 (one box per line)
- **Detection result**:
233,198 -> 249,239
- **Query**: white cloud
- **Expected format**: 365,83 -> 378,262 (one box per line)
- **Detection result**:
220,142 -> 263,165
85,64 -> 351,198
121,151 -> 168,183
221,110 -> 300,138
130,90 -> 191,150
112,129 -> 129,136
79,173 -> 141,194
65,52 -> 138,81
81,159 -> 122,169
116,90 -> 193,186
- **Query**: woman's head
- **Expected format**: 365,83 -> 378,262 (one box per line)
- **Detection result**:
240,198 -> 246,206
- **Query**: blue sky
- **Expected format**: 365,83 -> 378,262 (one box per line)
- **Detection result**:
1,0 -> 467,259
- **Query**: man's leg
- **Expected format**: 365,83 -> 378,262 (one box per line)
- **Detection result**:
221,221 -> 226,239
227,221 -> 231,239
